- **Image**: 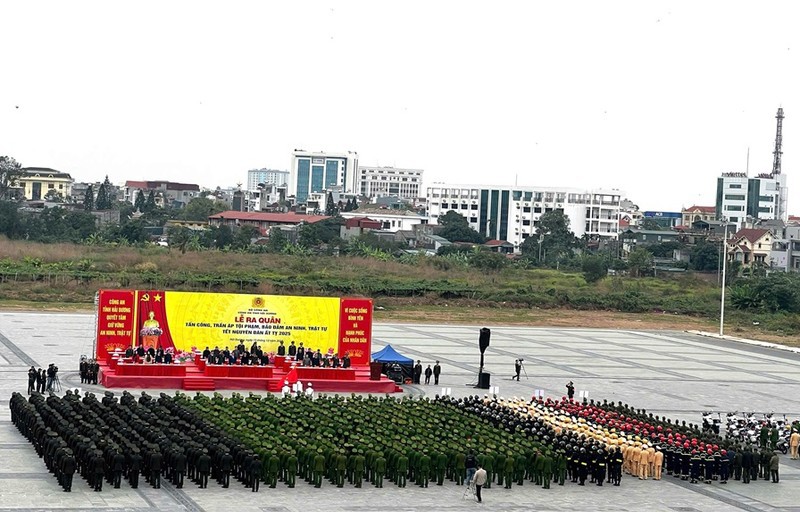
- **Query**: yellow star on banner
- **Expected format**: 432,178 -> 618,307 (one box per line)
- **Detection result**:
154,294 -> 162,302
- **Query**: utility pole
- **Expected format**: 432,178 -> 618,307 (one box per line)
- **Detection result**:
719,220 -> 729,336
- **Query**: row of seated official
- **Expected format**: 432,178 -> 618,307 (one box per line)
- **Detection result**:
123,346 -> 173,364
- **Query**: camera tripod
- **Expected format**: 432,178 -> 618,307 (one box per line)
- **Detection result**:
513,360 -> 529,381
48,374 -> 62,393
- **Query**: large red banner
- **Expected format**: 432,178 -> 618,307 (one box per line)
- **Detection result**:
337,298 -> 373,366
95,291 -> 373,365
96,290 -> 136,361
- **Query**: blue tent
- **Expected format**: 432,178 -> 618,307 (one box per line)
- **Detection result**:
371,344 -> 413,364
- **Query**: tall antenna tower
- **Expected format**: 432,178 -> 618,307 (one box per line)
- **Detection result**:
772,107 -> 784,175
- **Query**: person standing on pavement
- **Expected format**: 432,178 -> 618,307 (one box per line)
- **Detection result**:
790,429 -> 800,460
433,361 -> 441,385
473,464 -> 487,503
413,361 -> 422,384
424,365 -> 432,385
769,451 -> 780,483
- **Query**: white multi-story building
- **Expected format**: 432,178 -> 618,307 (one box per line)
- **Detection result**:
289,150 -> 358,204
357,166 -> 423,200
247,168 -> 289,191
426,184 -> 623,249
715,171 -> 788,229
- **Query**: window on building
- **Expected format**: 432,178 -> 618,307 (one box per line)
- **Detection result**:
48,183 -> 55,189
533,207 -> 542,213
523,206 -> 531,213
471,204 -> 478,210
522,220 -> 530,226
729,184 -> 742,189
724,194 -> 745,200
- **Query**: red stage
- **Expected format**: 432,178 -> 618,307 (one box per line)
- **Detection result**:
100,353 -> 399,393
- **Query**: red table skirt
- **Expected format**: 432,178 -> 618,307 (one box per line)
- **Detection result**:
115,364 -> 187,376
204,365 -> 273,378
295,368 -> 356,381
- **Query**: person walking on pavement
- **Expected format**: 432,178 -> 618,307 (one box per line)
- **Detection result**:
474,464 -> 487,503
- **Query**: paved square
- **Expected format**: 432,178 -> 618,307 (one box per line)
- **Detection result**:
0,311 -> 799,511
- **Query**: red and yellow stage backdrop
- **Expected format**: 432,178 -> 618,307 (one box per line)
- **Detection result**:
95,290 -> 372,365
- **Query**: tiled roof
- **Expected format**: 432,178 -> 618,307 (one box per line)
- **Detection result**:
209,211 -> 329,224
732,228 -> 770,244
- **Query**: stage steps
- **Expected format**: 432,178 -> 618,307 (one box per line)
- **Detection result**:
183,378 -> 216,391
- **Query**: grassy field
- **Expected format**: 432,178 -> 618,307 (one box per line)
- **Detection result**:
0,238 -> 796,341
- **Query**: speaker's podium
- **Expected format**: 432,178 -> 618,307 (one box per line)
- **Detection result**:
477,372 -> 491,389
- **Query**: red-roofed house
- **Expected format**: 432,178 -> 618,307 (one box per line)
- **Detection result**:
727,228 -> 772,267
340,217 -> 382,240
208,211 -> 329,235
681,206 -> 716,226
788,215 -> 800,226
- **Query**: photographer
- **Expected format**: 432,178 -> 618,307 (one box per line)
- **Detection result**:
566,381 -> 575,400
46,363 -> 58,392
513,359 -> 522,381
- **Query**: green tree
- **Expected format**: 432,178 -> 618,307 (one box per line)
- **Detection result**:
582,255 -> 608,283
44,189 -> 63,202
0,201 -> 24,238
179,197 -> 227,221
94,182 -> 109,210
83,184 -> 94,211
298,217 -> 344,248
646,241 -> 682,258
266,228 -> 289,253
212,224 -> 234,249
438,211 -> 485,243
641,218 -> 663,231
627,247 -> 653,277
133,190 -> 145,212
101,176 -> 116,203
690,241 -> 720,271
0,156 -> 23,200
144,190 -> 157,212
469,250 -> 507,271
167,225 -> 192,254
325,192 -> 338,216
232,224 -> 260,250
535,210 -> 577,264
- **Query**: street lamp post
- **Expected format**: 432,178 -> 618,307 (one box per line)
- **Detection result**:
719,220 -> 729,336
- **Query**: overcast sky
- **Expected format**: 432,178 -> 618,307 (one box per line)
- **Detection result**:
2,1 -> 798,212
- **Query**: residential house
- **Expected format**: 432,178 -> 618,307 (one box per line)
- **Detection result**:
16,167 -> 74,201
727,228 -> 772,268
681,206 -> 716,226
124,180 -> 201,208
484,239 -> 515,254
340,217 -> 382,240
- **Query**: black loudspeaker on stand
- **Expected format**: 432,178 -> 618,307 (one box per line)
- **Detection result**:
476,328 -> 491,389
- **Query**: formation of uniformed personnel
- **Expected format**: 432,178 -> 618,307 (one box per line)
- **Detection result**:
12,385 -> 786,495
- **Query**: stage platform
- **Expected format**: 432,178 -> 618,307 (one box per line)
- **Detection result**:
99,360 -> 401,394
